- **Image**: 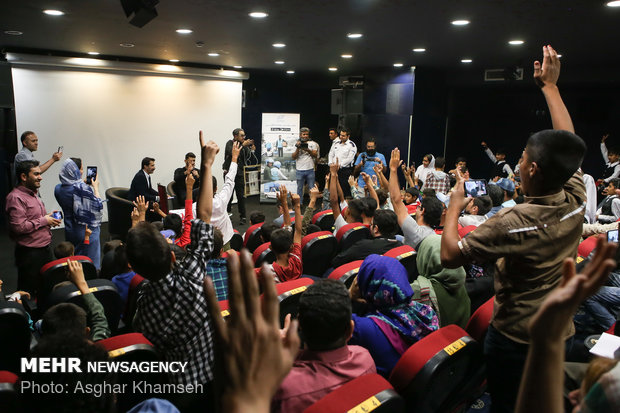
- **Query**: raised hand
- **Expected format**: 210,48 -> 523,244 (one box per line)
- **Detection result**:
133,195 -> 147,215
309,184 -> 322,200
389,148 -> 402,171
348,175 -> 357,188
186,171 -> 196,188
199,130 -> 220,165
231,141 -> 241,163
481,141 -> 487,148
67,259 -> 87,289
602,134 -> 610,144
329,158 -> 340,174
533,45 -> 561,89
291,193 -> 301,208
277,184 -> 288,205
374,164 -> 384,175
361,172 -> 372,185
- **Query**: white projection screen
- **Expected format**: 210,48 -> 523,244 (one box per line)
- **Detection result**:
11,63 -> 243,222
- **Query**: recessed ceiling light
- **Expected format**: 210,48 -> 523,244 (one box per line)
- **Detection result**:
169,59 -> 179,62
157,65 -> 181,72
4,30 -> 23,36
249,11 -> 268,18
272,43 -> 286,48
341,54 -> 353,59
208,52 -> 220,57
451,20 -> 470,26
393,63 -> 404,67
176,29 -> 193,34
120,43 -> 135,48
557,54 -> 562,58
413,48 -> 426,53
607,1 -> 620,7
461,59 -> 473,63
43,9 -> 64,16
274,60 -> 285,64
233,65 -> 242,69
508,40 -> 524,45
328,67 -> 338,71
87,51 -> 100,56
287,70 -> 295,74
347,33 -> 363,39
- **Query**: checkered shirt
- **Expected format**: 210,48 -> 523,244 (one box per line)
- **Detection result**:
134,219 -> 215,385
423,173 -> 451,195
206,258 -> 229,301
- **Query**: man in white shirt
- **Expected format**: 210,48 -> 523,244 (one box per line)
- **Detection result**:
328,128 -> 357,197
211,141 -> 241,247
292,127 -> 319,198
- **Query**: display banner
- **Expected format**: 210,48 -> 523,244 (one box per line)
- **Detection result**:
260,113 -> 300,203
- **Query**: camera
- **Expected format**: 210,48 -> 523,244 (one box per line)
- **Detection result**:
299,141 -> 308,149
361,153 -> 367,161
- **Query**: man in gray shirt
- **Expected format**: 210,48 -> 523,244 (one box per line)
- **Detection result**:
13,131 -> 62,181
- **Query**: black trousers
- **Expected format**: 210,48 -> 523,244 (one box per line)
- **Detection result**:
14,244 -> 53,295
227,174 -> 246,218
338,166 -> 354,198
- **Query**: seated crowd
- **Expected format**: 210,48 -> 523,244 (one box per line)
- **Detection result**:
3,45 -> 620,413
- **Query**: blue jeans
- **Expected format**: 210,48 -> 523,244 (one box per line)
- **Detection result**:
75,226 -> 101,270
296,169 -> 315,197
583,286 -> 620,330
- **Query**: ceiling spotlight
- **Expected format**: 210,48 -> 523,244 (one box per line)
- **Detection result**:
347,33 -> 363,38
607,1 -> 620,7
176,29 -> 193,34
328,67 -> 338,71
287,70 -> 295,74
87,52 -> 100,55
208,52 -> 220,57
169,59 -> 179,62
233,65 -> 242,69
461,58 -> 473,63
451,20 -> 470,26
4,30 -> 23,35
341,54 -> 353,58
272,43 -> 286,48
249,11 -> 268,18
274,60 -> 285,64
43,9 -> 64,16
557,54 -> 562,58
413,48 -> 426,52
120,43 -> 135,48
508,40 -> 524,45
393,63 -> 404,67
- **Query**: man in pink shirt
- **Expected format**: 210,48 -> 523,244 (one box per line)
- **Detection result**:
272,279 -> 376,412
6,160 -> 61,294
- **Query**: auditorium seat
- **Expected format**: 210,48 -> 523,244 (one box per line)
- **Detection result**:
406,204 -> 417,216
229,229 -> 243,251
219,300 -> 230,320
253,242 -> 276,268
458,225 -> 477,238
312,209 -> 335,231
328,260 -> 363,288
244,222 -> 264,252
166,180 -> 182,209
335,223 -> 371,251
301,231 -> 338,276
383,245 -> 418,282
389,325 -> 486,412
578,235 -> 598,259
303,373 -> 405,413
221,250 -> 240,259
105,187 -> 134,240
281,216 -> 296,227
98,333 -> 163,412
272,278 -> 314,327
0,370 -> 19,412
0,302 -> 31,374
39,255 -> 98,301
465,275 -> 494,315
121,274 -> 147,331
465,296 -> 494,345
43,279 -> 124,334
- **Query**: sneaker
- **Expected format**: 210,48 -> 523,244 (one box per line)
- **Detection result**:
240,217 -> 247,225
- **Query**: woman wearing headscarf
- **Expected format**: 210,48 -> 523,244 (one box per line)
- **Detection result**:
414,233 -> 471,328
54,158 -> 103,268
349,254 -> 439,377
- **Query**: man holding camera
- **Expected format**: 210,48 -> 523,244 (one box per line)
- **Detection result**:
353,138 -> 386,188
223,128 -> 254,224
293,127 -> 319,198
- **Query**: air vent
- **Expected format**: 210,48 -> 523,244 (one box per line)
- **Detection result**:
484,67 -> 523,81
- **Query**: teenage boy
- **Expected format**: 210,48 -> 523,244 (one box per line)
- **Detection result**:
267,186 -> 303,282
481,142 -> 513,179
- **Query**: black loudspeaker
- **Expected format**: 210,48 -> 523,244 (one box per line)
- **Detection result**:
120,0 -> 159,28
332,89 -> 364,115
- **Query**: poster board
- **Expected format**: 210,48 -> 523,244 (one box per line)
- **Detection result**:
260,113 -> 300,203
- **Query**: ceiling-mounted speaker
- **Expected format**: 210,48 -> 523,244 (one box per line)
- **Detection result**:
120,0 -> 160,28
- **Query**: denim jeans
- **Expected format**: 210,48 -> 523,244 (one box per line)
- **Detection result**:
296,169 -> 315,197
75,225 -> 101,269
582,285 -> 620,330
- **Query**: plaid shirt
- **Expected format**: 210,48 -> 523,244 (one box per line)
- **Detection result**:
206,258 -> 229,301
422,172 -> 451,194
134,219 -> 215,385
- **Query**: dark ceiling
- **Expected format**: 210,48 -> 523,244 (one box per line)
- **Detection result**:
1,0 -> 620,73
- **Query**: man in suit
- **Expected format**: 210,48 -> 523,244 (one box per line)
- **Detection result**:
223,128 -> 253,225
129,157 -> 159,204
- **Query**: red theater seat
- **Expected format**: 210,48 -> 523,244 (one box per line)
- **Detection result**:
229,229 -> 243,251
281,216 -> 296,227
0,370 -> 19,412
39,255 -> 97,300
336,223 -> 371,251
328,260 -> 363,288
312,209 -> 335,231
301,231 -> 338,276
578,235 -> 598,258
458,225 -> 477,238
122,274 -> 146,330
303,373 -> 405,413
271,278 -> 314,327
243,223 -> 264,252
384,245 -> 418,282
253,242 -> 276,268
465,296 -> 494,344
218,300 -> 230,319
221,250 -> 241,259
389,325 -> 486,412
406,204 -> 417,216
